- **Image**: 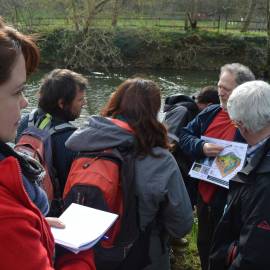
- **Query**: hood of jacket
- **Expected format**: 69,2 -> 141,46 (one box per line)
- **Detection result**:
163,94 -> 198,114
165,94 -> 195,106
66,116 -> 135,152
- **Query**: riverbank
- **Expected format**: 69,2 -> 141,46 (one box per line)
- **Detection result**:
39,28 -> 266,76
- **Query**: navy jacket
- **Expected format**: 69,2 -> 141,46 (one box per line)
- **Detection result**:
178,104 -> 245,160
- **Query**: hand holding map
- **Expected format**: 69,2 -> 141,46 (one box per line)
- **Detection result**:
203,142 -> 224,157
189,136 -> 248,188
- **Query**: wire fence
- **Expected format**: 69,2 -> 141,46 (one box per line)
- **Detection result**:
13,15 -> 268,33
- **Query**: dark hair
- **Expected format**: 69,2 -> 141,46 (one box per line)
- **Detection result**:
38,69 -> 88,119
196,85 -> 220,104
0,17 -> 40,85
101,78 -> 169,157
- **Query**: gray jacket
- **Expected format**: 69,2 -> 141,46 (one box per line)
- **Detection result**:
66,116 -> 193,269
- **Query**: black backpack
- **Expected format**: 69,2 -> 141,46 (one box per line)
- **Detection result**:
163,94 -> 198,169
163,94 -> 199,140
63,146 -> 151,270
163,94 -> 199,206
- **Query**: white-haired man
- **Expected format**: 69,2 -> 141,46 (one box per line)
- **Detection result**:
209,80 -> 270,270
178,63 -> 255,270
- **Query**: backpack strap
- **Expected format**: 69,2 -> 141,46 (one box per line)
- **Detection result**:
27,109 -> 39,127
25,110 -> 76,215
38,113 -> 52,130
110,118 -> 133,133
27,109 -> 51,129
48,123 -> 76,136
28,109 -> 76,135
0,152 -> 5,161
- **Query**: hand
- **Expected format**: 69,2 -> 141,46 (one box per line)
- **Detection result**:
203,143 -> 224,157
45,217 -> 65,229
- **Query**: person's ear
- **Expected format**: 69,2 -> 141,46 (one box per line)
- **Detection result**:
58,99 -> 65,109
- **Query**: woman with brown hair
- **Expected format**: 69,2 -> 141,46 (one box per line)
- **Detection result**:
0,18 -> 95,270
66,78 -> 193,270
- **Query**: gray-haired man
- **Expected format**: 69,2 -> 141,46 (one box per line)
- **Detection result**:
178,63 -> 255,270
209,80 -> 270,270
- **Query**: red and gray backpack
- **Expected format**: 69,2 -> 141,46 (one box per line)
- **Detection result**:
15,109 -> 76,206
62,123 -> 151,270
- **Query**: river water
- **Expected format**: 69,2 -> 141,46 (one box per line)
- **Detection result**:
24,69 -> 218,125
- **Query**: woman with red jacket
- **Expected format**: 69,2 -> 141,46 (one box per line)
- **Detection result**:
0,18 -> 95,270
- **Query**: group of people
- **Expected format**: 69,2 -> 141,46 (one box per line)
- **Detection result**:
1,16 -> 270,270
177,63 -> 270,270
0,18 -> 193,270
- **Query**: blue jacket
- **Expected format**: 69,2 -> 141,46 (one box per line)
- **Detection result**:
178,104 -> 245,160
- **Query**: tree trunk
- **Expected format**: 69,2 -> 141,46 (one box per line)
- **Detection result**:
84,0 -> 96,32
84,0 -> 111,31
70,0 -> 79,31
241,0 -> 256,32
184,12 -> 189,31
187,12 -> 197,30
265,0 -> 270,78
187,0 -> 198,30
111,0 -> 120,27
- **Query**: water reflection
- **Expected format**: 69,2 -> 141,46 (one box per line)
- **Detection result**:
23,69 -> 218,125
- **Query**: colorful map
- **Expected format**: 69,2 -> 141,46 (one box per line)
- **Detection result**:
215,152 -> 241,177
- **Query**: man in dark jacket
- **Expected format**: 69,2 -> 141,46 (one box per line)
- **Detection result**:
178,63 -> 255,270
164,86 -> 220,256
209,80 -> 270,270
164,86 -> 219,207
16,69 -> 88,215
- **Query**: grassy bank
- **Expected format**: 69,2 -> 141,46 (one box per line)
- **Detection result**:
38,28 -> 267,76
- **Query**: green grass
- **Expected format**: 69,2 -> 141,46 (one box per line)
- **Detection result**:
172,218 -> 201,270
12,16 -> 269,37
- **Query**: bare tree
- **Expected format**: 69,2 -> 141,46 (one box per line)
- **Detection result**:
266,0 -> 270,78
241,0 -> 256,32
70,0 -> 80,31
111,0 -> 120,27
84,0 -> 112,30
186,0 -> 198,30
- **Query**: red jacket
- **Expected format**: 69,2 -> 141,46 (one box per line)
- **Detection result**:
0,156 -> 54,269
0,156 -> 95,270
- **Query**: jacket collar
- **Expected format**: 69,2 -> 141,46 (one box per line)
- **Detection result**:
231,138 -> 270,184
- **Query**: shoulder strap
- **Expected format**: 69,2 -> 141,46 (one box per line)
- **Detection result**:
27,109 -> 39,127
38,113 -> 52,130
0,152 -> 5,161
48,123 -> 76,136
28,109 -> 76,135
27,109 -> 51,129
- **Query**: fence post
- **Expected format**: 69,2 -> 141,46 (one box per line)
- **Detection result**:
266,0 -> 270,78
217,14 -> 221,32
225,15 -> 228,31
